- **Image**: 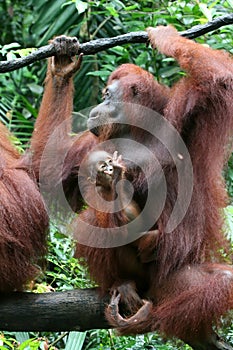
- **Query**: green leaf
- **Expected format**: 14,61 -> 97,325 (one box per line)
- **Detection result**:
106,6 -> 119,17
27,83 -> 44,95
198,3 -> 212,21
159,66 -> 181,78
2,42 -> 21,51
18,337 -> 40,350
75,0 -> 88,14
65,332 -> 86,350
125,4 -> 139,11
15,332 -> 29,344
224,206 -> 233,241
227,0 -> 233,8
87,70 -> 111,77
15,47 -> 37,57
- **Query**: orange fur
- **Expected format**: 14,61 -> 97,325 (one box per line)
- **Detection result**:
30,29 -> 233,348
0,123 -> 48,291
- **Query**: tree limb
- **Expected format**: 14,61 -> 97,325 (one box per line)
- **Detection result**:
0,288 -> 109,331
0,289 -> 233,350
0,14 -> 232,73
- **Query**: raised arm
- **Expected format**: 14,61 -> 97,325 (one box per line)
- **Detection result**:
147,25 -> 233,84
30,36 -> 98,212
148,25 -> 233,131
147,26 -> 233,159
147,26 -> 233,283
30,36 -> 82,181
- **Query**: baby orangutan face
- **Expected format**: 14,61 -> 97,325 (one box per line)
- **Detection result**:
86,151 -> 125,190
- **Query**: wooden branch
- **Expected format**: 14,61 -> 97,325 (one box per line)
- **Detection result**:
179,12 -> 233,38
0,288 -> 110,331
0,288 -> 233,350
0,14 -> 232,73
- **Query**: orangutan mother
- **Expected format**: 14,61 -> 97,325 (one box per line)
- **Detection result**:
30,27 -> 233,350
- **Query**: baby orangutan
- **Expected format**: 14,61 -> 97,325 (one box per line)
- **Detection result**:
75,150 -> 159,316
81,150 -> 158,246
75,150 -> 159,308
85,150 -> 140,218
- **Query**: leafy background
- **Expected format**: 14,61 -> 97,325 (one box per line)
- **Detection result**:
0,0 -> 233,349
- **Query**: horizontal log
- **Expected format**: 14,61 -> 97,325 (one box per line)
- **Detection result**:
1,288 -> 233,350
0,288 -> 109,331
0,14 -> 232,73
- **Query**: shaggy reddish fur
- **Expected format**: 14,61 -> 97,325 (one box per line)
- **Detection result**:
30,28 -> 233,348
0,123 -> 48,292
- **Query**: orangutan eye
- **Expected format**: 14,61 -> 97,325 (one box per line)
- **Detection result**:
99,163 -> 106,170
131,85 -> 139,97
103,88 -> 111,100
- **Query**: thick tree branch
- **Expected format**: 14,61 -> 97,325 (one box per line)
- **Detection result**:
0,289 -> 233,350
0,14 -> 232,73
0,288 -> 109,331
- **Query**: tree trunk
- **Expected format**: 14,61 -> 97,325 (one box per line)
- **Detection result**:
0,288 -> 109,331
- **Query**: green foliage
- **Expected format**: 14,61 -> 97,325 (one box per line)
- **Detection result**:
65,332 -> 86,350
0,1 -> 233,349
224,205 -> 233,242
226,154 -> 233,200
83,329 -> 192,350
39,223 -> 95,291
0,332 -> 44,350
0,331 -> 87,349
0,44 -> 42,146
